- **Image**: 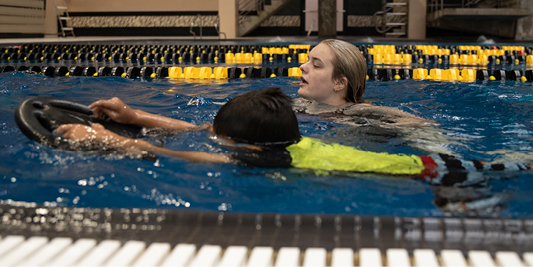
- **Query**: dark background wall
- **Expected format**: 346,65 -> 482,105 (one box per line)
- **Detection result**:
247,0 -> 304,36
69,11 -> 220,37
67,0 -> 386,37
248,0 -> 383,36
342,0 -> 382,36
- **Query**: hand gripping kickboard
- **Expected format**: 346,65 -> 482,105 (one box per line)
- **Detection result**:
15,96 -> 155,160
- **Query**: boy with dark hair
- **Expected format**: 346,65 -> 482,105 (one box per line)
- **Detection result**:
56,87 -> 530,179
213,87 -> 300,147
56,87 -> 300,166
212,87 -> 300,168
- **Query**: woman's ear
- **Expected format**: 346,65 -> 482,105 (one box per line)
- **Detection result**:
334,77 -> 348,92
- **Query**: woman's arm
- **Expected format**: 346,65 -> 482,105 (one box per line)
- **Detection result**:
55,123 -> 231,163
342,103 -> 435,127
89,97 -> 197,130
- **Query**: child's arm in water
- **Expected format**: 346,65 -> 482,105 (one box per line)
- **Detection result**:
89,97 -> 198,130
55,123 -> 231,164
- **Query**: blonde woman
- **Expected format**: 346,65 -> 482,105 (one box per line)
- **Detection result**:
294,39 -> 431,127
293,39 -> 457,155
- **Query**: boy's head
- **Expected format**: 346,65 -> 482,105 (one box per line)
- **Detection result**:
213,87 -> 300,148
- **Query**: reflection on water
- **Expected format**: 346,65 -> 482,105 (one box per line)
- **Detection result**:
434,186 -> 512,216
1,72 -> 533,217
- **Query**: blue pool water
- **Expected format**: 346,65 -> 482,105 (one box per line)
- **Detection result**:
1,70 -> 533,218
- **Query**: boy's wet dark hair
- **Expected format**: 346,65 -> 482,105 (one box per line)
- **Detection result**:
213,87 -> 301,148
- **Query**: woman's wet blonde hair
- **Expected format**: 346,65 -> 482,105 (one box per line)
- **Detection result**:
319,39 -> 367,103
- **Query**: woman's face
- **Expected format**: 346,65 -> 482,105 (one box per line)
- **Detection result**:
298,43 -> 338,103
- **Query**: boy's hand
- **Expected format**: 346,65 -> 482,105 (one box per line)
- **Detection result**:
55,123 -> 125,146
88,97 -> 138,125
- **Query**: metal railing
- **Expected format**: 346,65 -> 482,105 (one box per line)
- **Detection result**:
307,19 -> 316,38
189,14 -> 203,40
428,0 -> 483,12
463,0 -> 484,7
428,0 -> 520,13
428,0 -> 443,13
54,0 -> 75,37
373,0 -> 408,36
214,16 -> 227,39
238,0 -> 266,25
492,0 -> 520,8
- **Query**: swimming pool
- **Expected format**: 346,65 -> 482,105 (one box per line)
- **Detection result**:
2,42 -> 533,219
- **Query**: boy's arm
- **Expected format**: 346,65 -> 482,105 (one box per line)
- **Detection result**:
89,97 -> 197,130
128,138 -> 231,163
55,123 -> 231,164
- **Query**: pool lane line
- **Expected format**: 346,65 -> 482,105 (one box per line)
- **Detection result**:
1,65 -> 533,83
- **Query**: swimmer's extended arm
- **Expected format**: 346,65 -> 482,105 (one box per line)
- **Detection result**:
89,97 -> 198,130
55,123 -> 231,164
134,143 -> 232,163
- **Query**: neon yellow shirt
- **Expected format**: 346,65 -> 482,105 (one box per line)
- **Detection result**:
286,137 -> 425,175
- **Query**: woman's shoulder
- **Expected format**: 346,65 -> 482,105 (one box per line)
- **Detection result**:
342,103 -> 396,116
292,98 -> 384,117
292,98 -> 434,127
292,98 -> 347,115
342,103 -> 434,126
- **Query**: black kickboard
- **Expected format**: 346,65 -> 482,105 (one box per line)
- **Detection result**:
15,96 -> 152,158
